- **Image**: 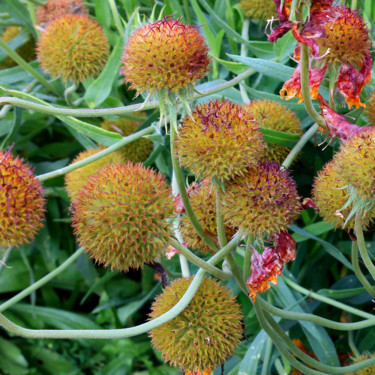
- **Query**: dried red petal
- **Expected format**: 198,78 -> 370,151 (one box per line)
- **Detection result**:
302,198 -> 319,212
165,245 -> 179,260
267,0 -> 295,42
337,53 -> 372,109
310,0 -> 334,12
275,230 -> 296,263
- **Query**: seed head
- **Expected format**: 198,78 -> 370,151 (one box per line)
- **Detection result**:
149,277 -> 243,373
179,180 -> 236,254
37,14 -> 109,82
244,100 -> 302,162
65,147 -> 125,202
365,91 -> 375,126
0,150 -> 45,247
101,114 -> 153,162
240,0 -> 276,21
121,16 -> 210,95
36,0 -> 88,26
175,100 -> 266,181
222,161 -> 301,237
348,353 -> 375,375
72,162 -> 174,272
312,160 -> 375,230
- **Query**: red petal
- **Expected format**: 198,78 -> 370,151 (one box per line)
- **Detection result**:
165,245 -> 179,259
275,230 -> 296,263
302,198 -> 319,212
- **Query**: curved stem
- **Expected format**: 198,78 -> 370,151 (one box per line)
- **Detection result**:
300,44 -> 326,130
240,18 -> 251,105
179,254 -> 190,277
351,240 -> 375,298
169,239 -> 232,280
282,123 -> 319,169
243,239 -> 252,281
283,276 -> 375,320
0,233 -> 242,339
348,330 -> 361,358
37,126 -> 155,181
0,68 -> 255,117
64,82 -> 79,107
0,247 -> 12,277
355,210 -> 375,281
0,39 -> 59,95
258,296 -> 375,331
261,337 -> 273,375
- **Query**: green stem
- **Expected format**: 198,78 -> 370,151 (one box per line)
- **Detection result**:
0,68 -> 255,117
182,0 -> 192,24
0,233 -> 242,339
178,254 -> 190,277
283,276 -> 375,320
328,64 -> 337,109
355,210 -> 375,281
282,124 -> 319,169
274,359 -> 286,375
0,247 -> 12,277
348,330 -> 361,358
108,0 -> 125,35
240,18 -> 251,105
351,0 -> 357,10
258,296 -> 375,331
0,248 -> 85,313
0,39 -> 59,95
169,239 -> 232,280
243,239 -> 252,281
351,240 -> 375,298
37,126 -> 155,181
64,82 -> 79,107
300,44 -> 326,130
261,337 -> 273,375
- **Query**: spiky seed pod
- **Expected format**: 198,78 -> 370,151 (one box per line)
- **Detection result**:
72,162 -> 174,272
335,130 -> 375,200
348,353 -> 375,375
65,147 -> 125,202
36,0 -> 88,27
37,14 -> 109,83
101,115 -> 153,162
222,161 -> 301,238
0,150 -> 45,247
312,160 -> 375,230
244,100 -> 302,162
1,26 -> 36,67
149,277 -> 243,373
175,100 -> 266,181
365,91 -> 375,126
179,180 -> 236,254
316,7 -> 371,67
239,0 -> 276,21
121,17 -> 210,95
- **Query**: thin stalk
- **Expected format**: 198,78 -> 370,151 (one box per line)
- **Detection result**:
258,296 -> 375,331
282,124 -> 319,169
0,248 -> 85,313
261,337 -> 273,375
243,239 -> 252,281
300,44 -> 326,130
355,210 -> 375,281
169,239 -> 232,280
37,126 -> 155,181
179,254 -> 190,277
0,68 -> 256,118
19,248 -> 36,307
108,0 -> 125,35
240,18 -> 251,105
0,39 -> 59,95
348,330 -> 361,358
26,1 -> 40,37
64,82 -> 79,107
274,359 -> 287,375
328,64 -> 337,109
0,233 -> 242,339
0,247 -> 12,277
351,240 -> 375,298
283,276 -> 375,320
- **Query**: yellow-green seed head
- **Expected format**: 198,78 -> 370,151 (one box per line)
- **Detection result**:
72,162 -> 174,272
101,114 -> 153,162
179,180 -> 236,254
365,91 -> 375,126
239,0 -> 276,21
149,277 -> 243,373
312,160 -> 375,230
244,100 -> 302,162
1,26 -> 36,67
37,14 -> 109,82
65,147 -> 125,202
175,99 -> 266,181
0,150 -> 45,247
348,353 -> 375,375
222,161 -> 301,237
121,16 -> 210,95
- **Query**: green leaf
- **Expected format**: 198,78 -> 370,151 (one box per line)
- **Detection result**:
0,337 -> 28,375
85,36 -> 123,108
260,128 -> 300,147
292,221 -> 335,242
4,0 -> 36,37
228,55 -> 295,82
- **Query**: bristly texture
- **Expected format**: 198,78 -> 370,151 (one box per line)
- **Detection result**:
1,26 -> 36,67
179,180 -> 236,254
149,277 -> 243,373
222,161 -> 301,237
121,16 -> 210,95
175,100 -> 266,181
365,91 -> 375,126
244,100 -> 302,162
72,163 -> 174,272
312,160 -> 375,231
65,147 -> 125,202
101,114 -> 153,162
239,0 -> 276,20
0,150 -> 45,247
37,14 -> 109,82
348,353 -> 375,375
36,0 -> 88,26
335,130 -> 375,200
